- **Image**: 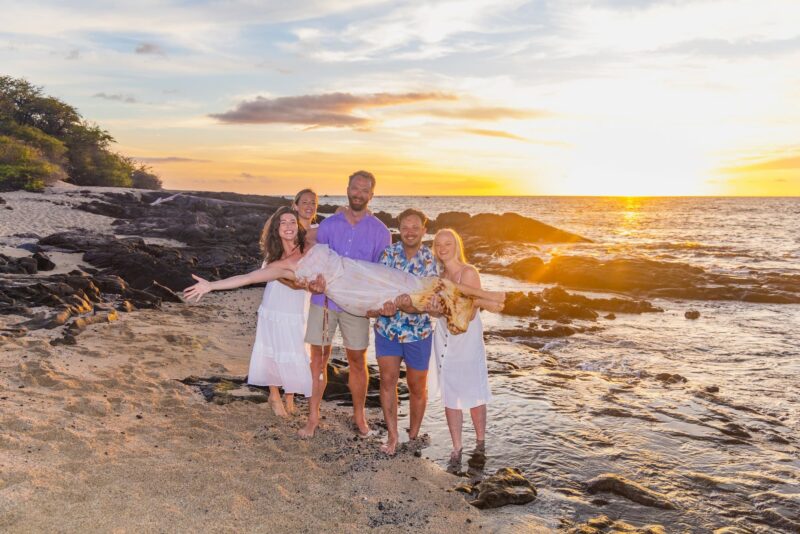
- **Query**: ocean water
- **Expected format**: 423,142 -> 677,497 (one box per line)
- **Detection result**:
318,197 -> 800,532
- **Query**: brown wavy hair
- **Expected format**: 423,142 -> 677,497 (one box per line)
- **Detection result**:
259,206 -> 307,264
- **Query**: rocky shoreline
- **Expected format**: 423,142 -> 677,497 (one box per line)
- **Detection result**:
3,186 -> 798,532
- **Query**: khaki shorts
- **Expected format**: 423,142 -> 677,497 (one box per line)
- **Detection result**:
305,304 -> 370,350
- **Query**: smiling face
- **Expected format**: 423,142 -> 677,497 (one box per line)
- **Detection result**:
278,212 -> 299,242
347,175 -> 374,212
433,229 -> 465,265
293,191 -> 318,226
399,214 -> 425,250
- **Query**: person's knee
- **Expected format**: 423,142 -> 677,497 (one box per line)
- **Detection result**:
380,373 -> 399,392
347,353 -> 366,364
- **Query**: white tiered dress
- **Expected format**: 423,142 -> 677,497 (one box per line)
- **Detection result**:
247,279 -> 312,397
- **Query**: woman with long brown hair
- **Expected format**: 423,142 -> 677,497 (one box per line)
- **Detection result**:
247,206 -> 312,417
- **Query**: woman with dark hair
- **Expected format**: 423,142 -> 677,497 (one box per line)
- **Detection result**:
248,206 -> 312,418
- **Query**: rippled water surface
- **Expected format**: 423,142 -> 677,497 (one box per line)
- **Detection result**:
325,197 -> 800,532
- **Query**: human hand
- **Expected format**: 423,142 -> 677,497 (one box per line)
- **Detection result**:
366,309 -> 381,318
183,274 -> 212,302
394,294 -> 414,313
379,300 -> 397,316
424,295 -> 444,316
280,277 -> 306,290
307,274 -> 326,294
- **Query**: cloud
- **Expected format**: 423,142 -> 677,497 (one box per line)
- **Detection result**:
135,42 -> 166,55
135,156 -> 209,163
93,92 -> 138,103
724,154 -> 800,173
285,0 -> 534,62
422,106 -> 550,121
210,91 -> 456,128
239,172 -> 274,181
65,48 -> 80,60
461,128 -> 529,142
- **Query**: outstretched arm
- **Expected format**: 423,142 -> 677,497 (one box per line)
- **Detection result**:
183,261 -> 296,302
455,283 -> 505,304
450,268 -> 504,304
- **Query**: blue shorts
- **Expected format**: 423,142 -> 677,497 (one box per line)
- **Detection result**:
374,330 -> 433,371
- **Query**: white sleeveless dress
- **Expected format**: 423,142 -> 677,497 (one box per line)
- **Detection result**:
247,280 -> 312,397
429,271 -> 492,410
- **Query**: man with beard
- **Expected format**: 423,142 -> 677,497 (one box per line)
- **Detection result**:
298,170 -> 391,439
369,208 -> 438,455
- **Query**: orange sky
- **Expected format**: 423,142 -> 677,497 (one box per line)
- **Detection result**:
2,0 -> 799,195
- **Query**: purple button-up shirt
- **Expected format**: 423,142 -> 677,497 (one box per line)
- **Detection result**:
310,211 -> 391,312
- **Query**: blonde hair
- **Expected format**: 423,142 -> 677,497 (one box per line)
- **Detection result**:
434,228 -> 467,264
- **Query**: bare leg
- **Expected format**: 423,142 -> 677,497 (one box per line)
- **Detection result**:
268,386 -> 288,418
378,356 -> 401,454
406,367 -> 428,440
445,407 -> 464,460
298,344 -> 331,438
346,348 -> 370,436
284,393 -> 296,415
470,404 -> 487,444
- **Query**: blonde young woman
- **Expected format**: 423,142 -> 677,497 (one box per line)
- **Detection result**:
428,229 -> 492,465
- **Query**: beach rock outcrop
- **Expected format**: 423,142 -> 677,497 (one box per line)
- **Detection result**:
565,515 -> 666,534
430,212 -> 591,244
501,288 -> 662,318
0,254 -> 38,274
41,232 -> 198,291
455,467 -> 537,509
685,310 -> 701,319
33,252 -> 55,271
1,271 -> 161,337
502,255 -> 800,304
585,473 -> 676,510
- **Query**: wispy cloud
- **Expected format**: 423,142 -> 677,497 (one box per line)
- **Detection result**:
285,0 -> 533,62
135,42 -> 166,55
461,128 -> 529,142
93,92 -> 138,103
422,106 -> 550,121
724,154 -> 800,173
210,92 -> 457,128
239,172 -> 273,180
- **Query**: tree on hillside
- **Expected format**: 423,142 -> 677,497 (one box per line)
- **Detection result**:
0,75 -> 162,191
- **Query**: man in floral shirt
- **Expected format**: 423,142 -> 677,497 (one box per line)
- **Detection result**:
371,208 -> 438,455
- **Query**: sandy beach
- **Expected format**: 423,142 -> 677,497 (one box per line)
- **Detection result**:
0,187 -> 550,533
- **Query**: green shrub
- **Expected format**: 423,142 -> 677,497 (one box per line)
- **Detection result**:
0,135 -> 64,191
0,121 -> 67,164
131,164 -> 163,190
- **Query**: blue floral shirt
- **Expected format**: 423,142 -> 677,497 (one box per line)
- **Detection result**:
375,241 -> 439,342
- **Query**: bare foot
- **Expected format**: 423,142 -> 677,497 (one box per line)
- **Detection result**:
297,419 -> 318,439
446,448 -> 463,474
269,398 -> 288,418
352,417 -> 371,437
380,437 -> 398,455
285,399 -> 297,415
